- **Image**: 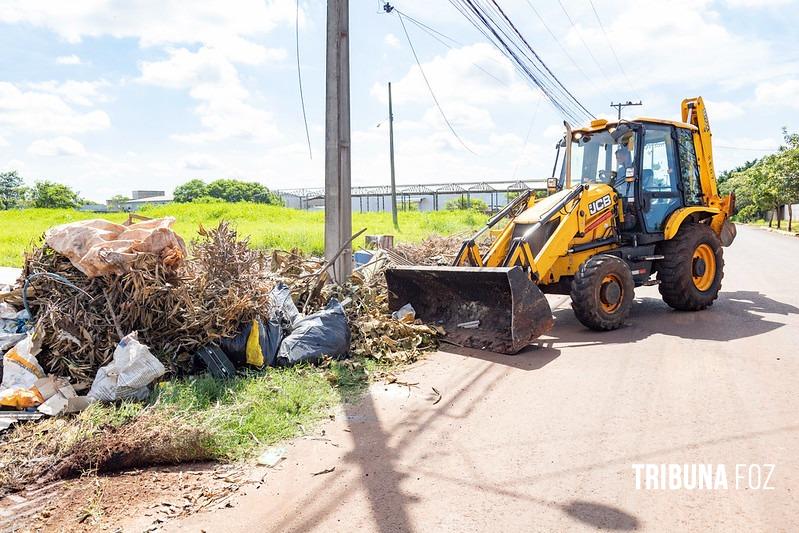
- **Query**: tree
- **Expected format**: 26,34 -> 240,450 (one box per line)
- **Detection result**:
108,195 -> 130,210
0,170 -> 27,209
30,180 -> 80,208
445,197 -> 488,211
173,179 -> 208,203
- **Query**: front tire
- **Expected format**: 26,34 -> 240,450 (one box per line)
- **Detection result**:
657,222 -> 723,310
570,254 -> 634,330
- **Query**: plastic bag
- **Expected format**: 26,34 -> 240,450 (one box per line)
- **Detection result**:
45,217 -> 187,277
276,299 -> 350,366
1,333 -> 44,391
87,332 -> 166,401
0,333 -> 45,408
220,283 -> 301,368
221,319 -> 268,368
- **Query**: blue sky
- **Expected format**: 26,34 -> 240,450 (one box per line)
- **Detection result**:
0,0 -> 796,201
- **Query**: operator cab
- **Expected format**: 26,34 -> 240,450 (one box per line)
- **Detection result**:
554,118 -> 704,238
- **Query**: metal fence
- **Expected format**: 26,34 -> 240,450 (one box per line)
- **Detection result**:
278,179 -> 547,213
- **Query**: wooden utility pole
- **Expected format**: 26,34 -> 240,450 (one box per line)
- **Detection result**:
388,82 -> 399,229
325,0 -> 352,282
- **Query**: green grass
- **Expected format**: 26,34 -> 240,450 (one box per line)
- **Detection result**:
0,203 -> 484,266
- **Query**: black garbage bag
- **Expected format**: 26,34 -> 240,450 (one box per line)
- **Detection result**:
276,298 -> 350,366
220,282 -> 303,368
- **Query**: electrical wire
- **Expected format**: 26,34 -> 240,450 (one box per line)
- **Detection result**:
586,0 -> 634,90
296,0 -> 312,159
556,0 -> 611,84
397,9 -> 507,86
396,11 -> 478,155
524,0 -> 592,83
512,93 -> 543,178
448,0 -> 594,124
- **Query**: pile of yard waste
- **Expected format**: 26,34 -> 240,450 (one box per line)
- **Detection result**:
0,216 -> 447,478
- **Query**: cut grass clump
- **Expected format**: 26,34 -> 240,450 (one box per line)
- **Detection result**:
0,364 -> 355,492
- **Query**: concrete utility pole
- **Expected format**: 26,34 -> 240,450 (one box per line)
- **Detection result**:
388,82 -> 399,229
325,0 -> 352,282
610,100 -> 642,120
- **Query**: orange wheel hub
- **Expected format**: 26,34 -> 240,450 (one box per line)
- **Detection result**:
692,243 -> 716,291
599,274 -> 623,313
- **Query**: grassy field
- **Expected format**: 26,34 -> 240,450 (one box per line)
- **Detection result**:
0,203 -> 484,267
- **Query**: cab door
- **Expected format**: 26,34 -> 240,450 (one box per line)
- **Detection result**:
639,124 -> 683,233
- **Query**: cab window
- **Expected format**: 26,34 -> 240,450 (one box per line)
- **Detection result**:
677,128 -> 703,205
641,125 -> 681,232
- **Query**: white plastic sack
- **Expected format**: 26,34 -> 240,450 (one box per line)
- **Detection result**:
87,332 -> 166,401
0,333 -> 44,391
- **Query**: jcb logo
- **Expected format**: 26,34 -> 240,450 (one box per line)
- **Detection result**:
588,194 -> 612,215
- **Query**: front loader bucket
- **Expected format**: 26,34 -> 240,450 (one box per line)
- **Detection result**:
385,265 -> 553,354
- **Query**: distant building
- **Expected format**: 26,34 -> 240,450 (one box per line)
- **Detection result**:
78,203 -> 110,213
119,194 -> 173,210
131,190 -> 165,200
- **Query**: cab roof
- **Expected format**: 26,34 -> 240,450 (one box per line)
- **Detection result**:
573,117 -> 698,134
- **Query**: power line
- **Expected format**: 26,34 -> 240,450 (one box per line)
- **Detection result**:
523,0 -> 592,83
396,9 -> 508,86
556,0 -> 611,84
396,10 -> 478,155
715,145 -> 779,152
586,0 -> 634,90
447,0 -> 594,124
295,0 -> 312,159
512,93 -> 543,178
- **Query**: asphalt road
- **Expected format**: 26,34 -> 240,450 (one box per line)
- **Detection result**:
168,225 -> 799,532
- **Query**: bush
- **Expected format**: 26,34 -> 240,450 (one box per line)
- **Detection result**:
445,197 -> 488,211
30,180 -> 80,209
173,178 -> 283,205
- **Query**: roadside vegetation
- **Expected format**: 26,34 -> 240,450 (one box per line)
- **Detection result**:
0,203 -> 483,267
720,128 -> 799,231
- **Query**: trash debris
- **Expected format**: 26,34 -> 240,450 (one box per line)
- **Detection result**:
23,222 -> 274,381
256,447 -> 287,467
277,299 -> 350,366
195,344 -> 236,379
311,466 -> 336,476
44,217 -> 187,278
87,332 -> 166,401
391,303 -> 416,323
1,333 -> 44,389
456,320 -> 480,329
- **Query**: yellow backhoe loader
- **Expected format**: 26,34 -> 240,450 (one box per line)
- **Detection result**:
385,97 -> 737,353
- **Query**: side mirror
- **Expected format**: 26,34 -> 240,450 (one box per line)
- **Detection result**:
547,177 -> 558,194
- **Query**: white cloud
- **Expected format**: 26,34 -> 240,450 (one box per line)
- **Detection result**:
0,0 -> 298,48
139,47 -> 279,143
755,79 -> 799,110
179,152 -> 221,170
0,82 -> 110,134
28,136 -> 87,157
384,33 -> 400,48
56,54 -> 81,65
28,79 -> 109,107
705,100 -> 745,121
725,0 -> 792,7
375,43 -> 537,107
0,136 -> 8,147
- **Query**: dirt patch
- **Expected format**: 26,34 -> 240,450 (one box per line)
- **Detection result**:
2,462 -> 257,532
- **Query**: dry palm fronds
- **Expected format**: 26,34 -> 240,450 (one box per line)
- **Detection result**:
391,235 -> 464,265
24,222 -> 273,381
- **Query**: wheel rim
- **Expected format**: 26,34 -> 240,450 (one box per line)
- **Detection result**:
599,274 -> 623,313
692,243 -> 716,291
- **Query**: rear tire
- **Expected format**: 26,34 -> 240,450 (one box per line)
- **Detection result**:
570,254 -> 634,330
657,222 -> 723,310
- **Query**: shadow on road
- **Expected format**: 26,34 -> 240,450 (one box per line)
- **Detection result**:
535,290 -> 799,349
561,500 -> 639,530
440,343 -> 560,370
